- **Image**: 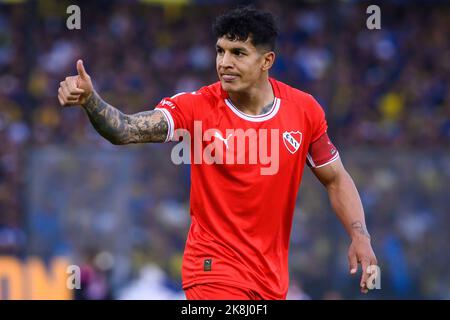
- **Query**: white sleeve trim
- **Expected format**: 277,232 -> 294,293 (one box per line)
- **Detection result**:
313,152 -> 340,169
154,108 -> 174,142
306,153 -> 316,167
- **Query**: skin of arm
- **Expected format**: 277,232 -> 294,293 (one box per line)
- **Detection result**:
311,157 -> 378,293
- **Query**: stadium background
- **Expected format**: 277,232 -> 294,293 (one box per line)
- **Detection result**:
0,0 -> 449,299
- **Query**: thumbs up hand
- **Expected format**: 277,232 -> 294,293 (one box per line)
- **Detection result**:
58,59 -> 94,106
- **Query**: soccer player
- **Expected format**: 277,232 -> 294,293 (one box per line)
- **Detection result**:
58,7 -> 378,299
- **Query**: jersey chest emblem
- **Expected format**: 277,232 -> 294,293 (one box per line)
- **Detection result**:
283,131 -> 302,154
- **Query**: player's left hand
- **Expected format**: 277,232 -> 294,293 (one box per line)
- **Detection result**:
348,235 -> 378,294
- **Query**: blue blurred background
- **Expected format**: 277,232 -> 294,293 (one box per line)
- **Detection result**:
0,0 -> 449,299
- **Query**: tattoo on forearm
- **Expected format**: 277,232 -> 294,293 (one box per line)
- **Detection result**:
351,221 -> 371,239
82,91 -> 168,144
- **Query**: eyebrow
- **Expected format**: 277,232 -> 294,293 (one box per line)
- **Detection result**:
216,44 -> 249,52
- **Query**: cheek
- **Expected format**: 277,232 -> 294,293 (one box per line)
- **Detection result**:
216,57 -> 220,70
242,61 -> 260,79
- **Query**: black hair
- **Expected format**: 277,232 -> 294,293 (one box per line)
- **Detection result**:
213,6 -> 279,51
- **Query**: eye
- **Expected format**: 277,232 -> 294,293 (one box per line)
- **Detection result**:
216,47 -> 224,55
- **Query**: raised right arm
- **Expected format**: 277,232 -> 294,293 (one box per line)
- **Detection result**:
58,60 -> 169,144
82,91 -> 168,144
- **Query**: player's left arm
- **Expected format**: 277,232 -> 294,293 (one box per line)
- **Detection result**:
311,157 -> 378,294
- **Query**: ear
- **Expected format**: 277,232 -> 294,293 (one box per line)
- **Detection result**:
261,51 -> 276,71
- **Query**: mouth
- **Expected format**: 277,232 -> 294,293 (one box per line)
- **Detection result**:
221,74 -> 239,82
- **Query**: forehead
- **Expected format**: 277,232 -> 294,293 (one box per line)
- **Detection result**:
216,36 -> 257,51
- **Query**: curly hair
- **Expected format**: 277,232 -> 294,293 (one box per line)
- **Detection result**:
212,6 -> 279,51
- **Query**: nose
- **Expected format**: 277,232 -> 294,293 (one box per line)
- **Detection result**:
219,51 -> 233,69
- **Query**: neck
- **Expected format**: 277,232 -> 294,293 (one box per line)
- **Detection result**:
228,76 -> 274,116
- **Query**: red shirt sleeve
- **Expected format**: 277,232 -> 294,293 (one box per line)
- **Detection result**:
307,94 -> 328,143
306,133 -> 340,168
154,91 -> 199,142
305,95 -> 339,168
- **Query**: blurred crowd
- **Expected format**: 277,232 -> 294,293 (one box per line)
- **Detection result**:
0,0 -> 449,299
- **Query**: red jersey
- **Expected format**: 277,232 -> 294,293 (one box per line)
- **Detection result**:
155,78 -> 339,299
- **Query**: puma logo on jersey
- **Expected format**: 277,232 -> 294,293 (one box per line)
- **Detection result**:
283,131 -> 302,154
214,132 -> 233,150
171,123 -> 280,175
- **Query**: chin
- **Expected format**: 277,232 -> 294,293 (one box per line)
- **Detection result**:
220,80 -> 242,93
